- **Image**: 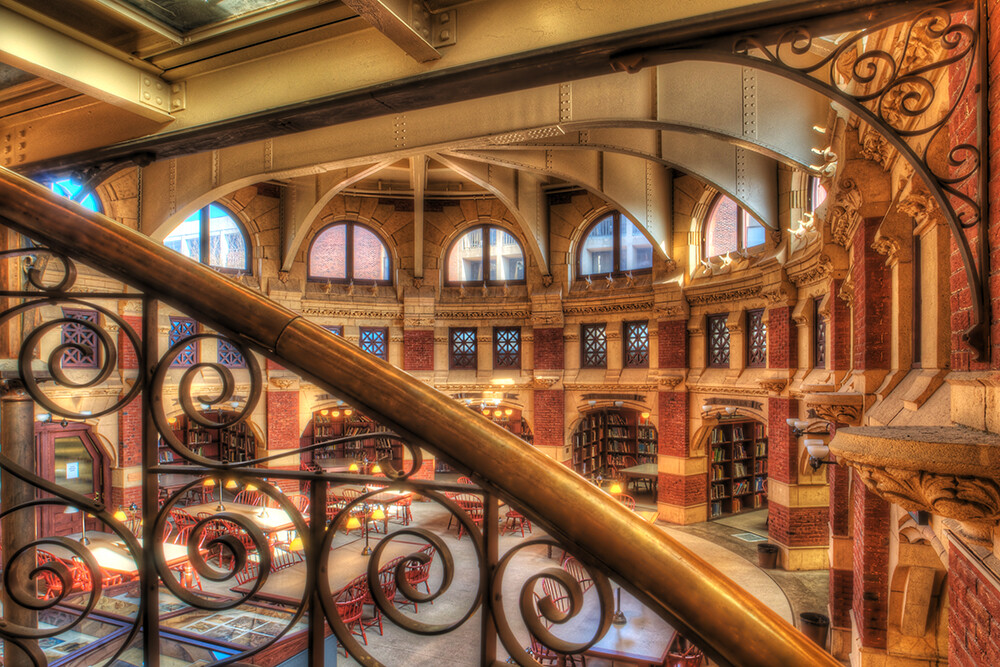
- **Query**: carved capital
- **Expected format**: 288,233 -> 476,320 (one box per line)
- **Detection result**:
871,232 -> 903,266
837,274 -> 855,308
804,392 -> 863,427
828,179 -> 862,248
761,282 -> 796,306
859,127 -> 893,170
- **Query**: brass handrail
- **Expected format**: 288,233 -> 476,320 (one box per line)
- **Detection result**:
0,166 -> 837,667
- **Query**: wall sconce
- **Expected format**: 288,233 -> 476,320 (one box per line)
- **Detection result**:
725,406 -> 737,416
804,439 -> 835,470
786,418 -> 831,437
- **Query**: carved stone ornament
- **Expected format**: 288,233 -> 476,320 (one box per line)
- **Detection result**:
659,375 -> 683,389
828,179 -> 862,248
761,282 -> 796,305
789,254 -> 833,287
270,377 -> 296,390
531,377 -> 559,389
759,379 -> 787,394
898,191 -> 934,227
663,259 -> 678,273
412,277 -> 424,289
278,270 -> 290,284
860,127 -> 893,171
804,392 -> 863,426
831,426 -> 1000,545
871,233 -> 902,267
540,274 -> 554,287
837,274 -> 855,308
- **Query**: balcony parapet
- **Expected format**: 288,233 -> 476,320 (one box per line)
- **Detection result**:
831,426 -> 1000,545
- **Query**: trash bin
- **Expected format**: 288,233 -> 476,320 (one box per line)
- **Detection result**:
799,612 -> 830,649
757,543 -> 779,569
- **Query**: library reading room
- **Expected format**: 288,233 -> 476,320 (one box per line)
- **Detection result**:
0,0 -> 998,665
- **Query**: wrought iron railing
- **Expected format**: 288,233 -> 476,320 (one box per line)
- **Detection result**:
0,167 -> 838,666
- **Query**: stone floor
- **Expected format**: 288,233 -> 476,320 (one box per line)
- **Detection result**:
270,491 -> 829,666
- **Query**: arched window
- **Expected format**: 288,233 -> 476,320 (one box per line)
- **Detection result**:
703,194 -> 765,258
46,177 -> 101,213
578,212 -> 653,277
164,203 -> 250,273
445,225 -> 525,284
809,176 -> 828,212
308,221 -> 392,283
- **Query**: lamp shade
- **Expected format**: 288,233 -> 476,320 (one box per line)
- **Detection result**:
289,537 -> 304,552
225,479 -> 238,489
609,482 -> 623,495
203,478 -> 216,487
372,507 -> 386,521
344,409 -> 353,417
804,439 -> 830,460
504,408 -> 513,416
349,463 -> 359,472
64,505 -> 79,515
246,483 -> 257,492
372,463 -> 382,474
641,411 -> 650,420
785,418 -> 797,427
332,410 -> 340,418
794,420 -> 810,430
346,516 -> 362,530
113,507 -> 128,522
725,406 -> 737,415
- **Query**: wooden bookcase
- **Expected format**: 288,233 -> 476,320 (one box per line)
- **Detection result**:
571,409 -> 658,476
707,419 -> 768,519
311,410 -> 403,469
161,411 -> 256,464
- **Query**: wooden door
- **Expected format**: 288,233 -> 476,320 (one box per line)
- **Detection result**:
36,421 -> 112,538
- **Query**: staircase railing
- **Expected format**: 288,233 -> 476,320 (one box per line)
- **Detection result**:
0,166 -> 837,666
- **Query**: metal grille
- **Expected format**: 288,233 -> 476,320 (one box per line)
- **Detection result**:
623,321 -> 649,368
581,323 -> 607,368
450,327 -> 478,369
169,317 -> 198,366
61,308 -> 99,368
747,309 -> 766,368
708,314 -> 730,368
493,327 -> 520,369
815,299 -> 827,368
359,326 -> 388,360
217,338 -> 246,368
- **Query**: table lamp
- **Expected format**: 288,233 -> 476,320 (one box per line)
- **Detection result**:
113,506 -> 128,522
609,481 -> 623,496
65,505 -> 89,545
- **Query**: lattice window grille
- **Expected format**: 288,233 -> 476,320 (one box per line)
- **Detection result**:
61,309 -> 99,368
218,338 -> 246,368
170,318 -> 198,367
747,309 -> 767,368
451,328 -> 478,369
359,327 -> 388,360
624,321 -> 649,367
708,315 -> 730,367
324,325 -> 344,336
582,324 -> 607,368
494,327 -> 521,368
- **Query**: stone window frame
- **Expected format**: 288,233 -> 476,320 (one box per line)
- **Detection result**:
450,327 -> 478,370
581,323 -> 608,369
443,223 -> 527,286
307,220 -> 393,285
701,193 -> 766,260
359,326 -> 389,361
707,313 -> 730,368
493,327 -> 521,369
623,320 -> 649,368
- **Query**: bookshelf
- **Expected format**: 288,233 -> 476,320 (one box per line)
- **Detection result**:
707,419 -> 768,519
571,409 -> 658,476
310,410 -> 403,469
161,410 -> 256,464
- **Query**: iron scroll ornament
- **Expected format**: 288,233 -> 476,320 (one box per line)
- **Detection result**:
613,0 -> 990,359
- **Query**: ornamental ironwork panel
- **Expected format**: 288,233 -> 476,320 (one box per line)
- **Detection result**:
707,314 -> 730,368
450,327 -> 477,369
168,317 -> 198,366
217,338 -> 246,368
623,321 -> 649,368
0,246 -> 624,667
747,309 -> 766,368
815,298 -> 827,369
60,308 -> 100,368
359,326 -> 388,360
581,323 -> 607,368
493,327 -> 521,369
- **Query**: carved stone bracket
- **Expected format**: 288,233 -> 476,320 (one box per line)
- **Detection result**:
831,426 -> 1000,545
828,179 -> 862,249
759,379 -> 787,394
804,392 -> 863,426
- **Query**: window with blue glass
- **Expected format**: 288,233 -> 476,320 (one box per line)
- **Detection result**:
47,178 -> 102,213
217,338 -> 245,368
323,325 -> 344,336
169,317 -> 199,366
359,327 -> 388,360
164,203 -> 250,273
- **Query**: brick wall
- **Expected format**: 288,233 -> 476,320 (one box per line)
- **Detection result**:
768,504 -> 828,547
657,392 -> 688,457
410,458 -> 435,481
110,486 -> 143,511
119,314 -> 142,370
658,320 -> 687,368
830,567 -> 854,629
828,279 -> 850,370
266,390 -> 300,450
852,482 -> 890,649
767,397 -> 797,485
118,394 -> 142,467
533,328 -> 564,370
767,306 -> 797,369
658,472 -> 706,507
950,544 -> 1000,665
533,390 -> 564,449
403,330 -> 434,370
853,217 -> 891,370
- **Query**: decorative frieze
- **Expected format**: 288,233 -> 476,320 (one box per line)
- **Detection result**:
686,285 -> 762,307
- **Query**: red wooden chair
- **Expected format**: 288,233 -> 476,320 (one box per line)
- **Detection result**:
335,585 -> 368,650
36,550 -> 67,600
529,635 -> 587,666
561,556 -> 594,593
69,557 -> 124,590
288,493 -> 310,513
666,637 -> 705,667
454,493 -> 483,540
270,540 -> 302,571
234,489 -> 262,505
400,545 -> 435,611
457,476 -> 475,485
502,508 -> 532,537
619,494 -> 636,511
233,558 -> 260,588
389,495 -> 412,526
